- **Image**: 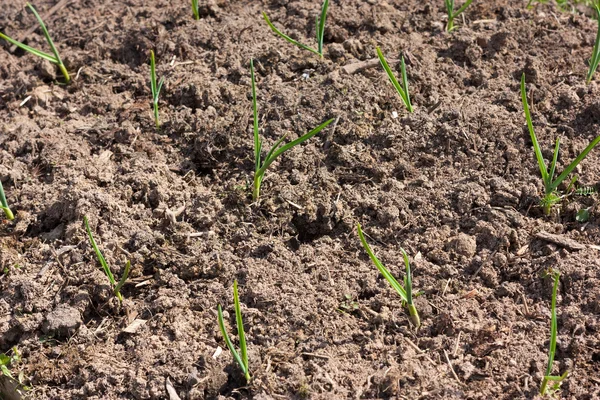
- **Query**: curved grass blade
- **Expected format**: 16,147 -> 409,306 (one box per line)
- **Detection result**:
548,135 -> 600,193
217,304 -> 247,376
233,281 -> 250,382
114,260 -> 131,298
0,33 -> 56,62
587,4 -> 600,84
521,74 -> 549,186
0,180 -> 14,220
217,280 -> 250,382
84,216 -> 116,286
262,12 -> 321,57
376,47 -> 413,112
0,3 -> 70,82
84,216 -> 126,302
256,118 -> 334,178
540,271 -> 568,395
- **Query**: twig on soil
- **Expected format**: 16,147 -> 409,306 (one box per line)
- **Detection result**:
301,352 -> 330,360
342,58 -> 397,75
453,331 -> 462,357
404,338 -> 436,366
534,231 -> 589,251
443,349 -> 462,384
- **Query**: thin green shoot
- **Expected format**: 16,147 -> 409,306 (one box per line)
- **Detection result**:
357,223 -> 420,327
445,0 -> 474,31
0,3 -> 70,83
0,180 -> 14,220
84,216 -> 131,303
250,59 -> 334,201
587,3 -> 600,84
191,0 -> 199,20
217,280 -> 250,383
521,74 -> 600,215
150,50 -> 165,129
376,47 -> 413,113
262,0 -> 329,58
540,270 -> 568,396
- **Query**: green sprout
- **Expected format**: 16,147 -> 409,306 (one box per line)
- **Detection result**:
521,74 -> 600,215
540,270 -> 568,396
357,223 -> 420,328
376,47 -> 413,113
250,59 -> 334,201
217,280 -> 250,383
445,0 -> 474,31
191,0 -> 200,20
587,3 -> 600,84
0,180 -> 14,220
84,216 -> 131,303
150,50 -> 165,129
262,0 -> 329,58
0,3 -> 70,83
1,346 -> 29,393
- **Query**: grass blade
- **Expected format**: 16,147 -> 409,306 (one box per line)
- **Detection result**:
191,0 -> 199,20
83,216 -> 116,286
26,3 -> 69,83
217,304 -> 247,376
453,0 -> 474,17
376,47 -> 413,112
256,118 -> 334,178
400,56 -> 413,112
548,138 -> 559,184
587,4 -> 600,84
233,281 -> 250,382
357,223 -> 408,303
262,12 -> 321,57
150,50 -> 163,128
540,271 -> 568,395
548,135 -> 600,193
0,180 -> 14,220
521,74 -> 549,187
0,33 -> 57,63
250,59 -> 261,174
114,260 -> 131,298
317,0 -> 329,55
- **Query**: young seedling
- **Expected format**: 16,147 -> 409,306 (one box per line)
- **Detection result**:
445,0 -> 474,31
149,50 -> 165,128
521,74 -> 600,215
217,280 -> 250,383
262,0 -> 329,58
250,59 -> 334,201
84,216 -> 131,303
376,47 -> 413,113
191,0 -> 200,20
0,3 -> 70,83
0,346 -> 29,393
540,270 -> 568,396
0,180 -> 14,220
357,223 -> 420,328
587,3 -> 600,84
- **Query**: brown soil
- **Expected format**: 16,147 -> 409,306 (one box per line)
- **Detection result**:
1,0 -> 600,399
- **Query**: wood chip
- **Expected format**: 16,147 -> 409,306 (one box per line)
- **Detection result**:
122,319 -> 147,334
342,58 -> 397,75
534,231 -> 587,251
165,378 -> 181,400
